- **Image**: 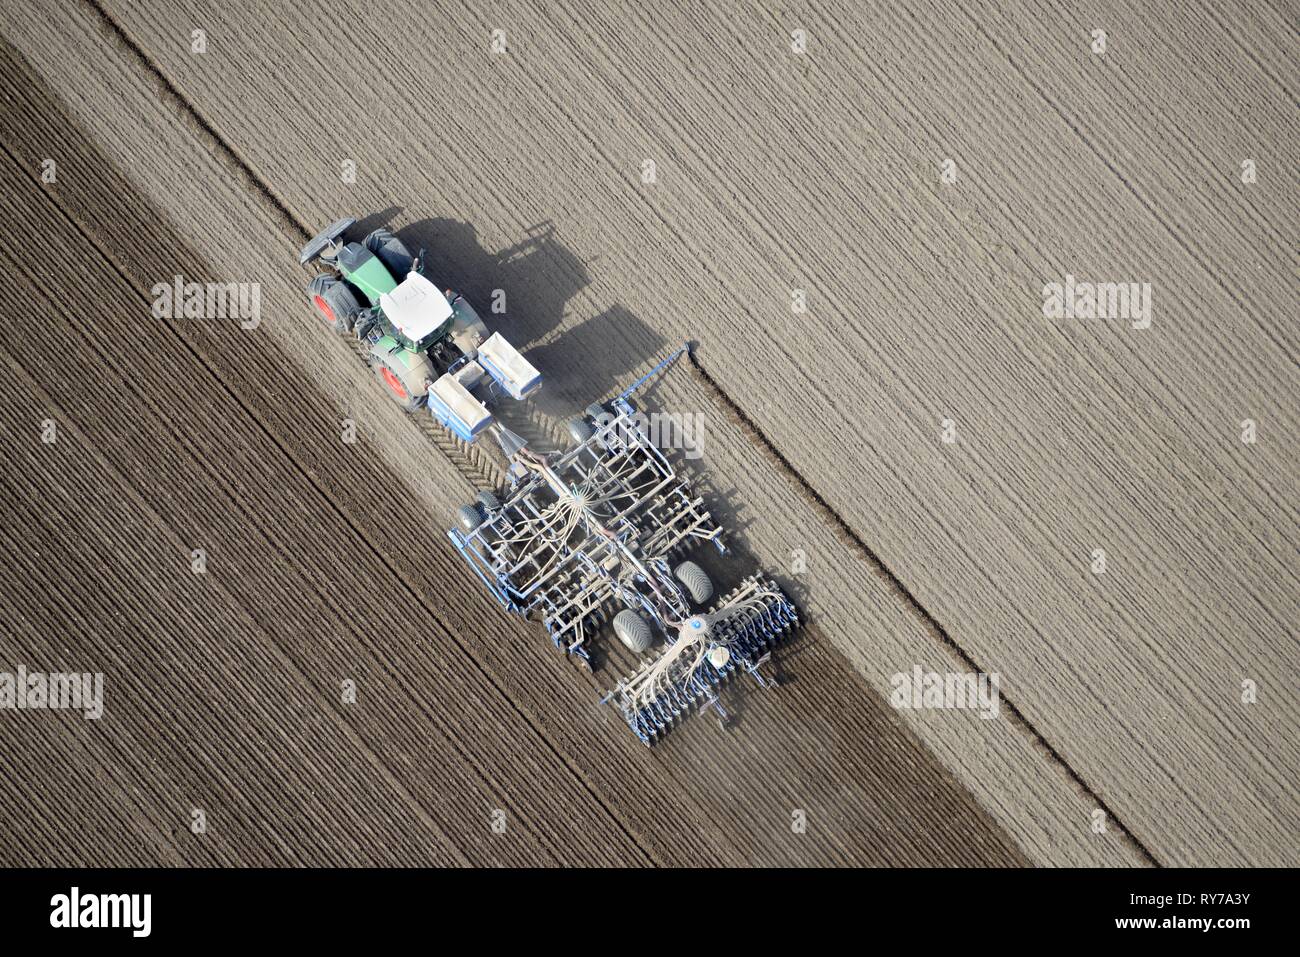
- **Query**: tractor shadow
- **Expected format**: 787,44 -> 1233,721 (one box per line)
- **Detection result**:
352,207 -> 404,241
527,304 -> 669,418
389,217 -> 664,416
398,218 -> 582,347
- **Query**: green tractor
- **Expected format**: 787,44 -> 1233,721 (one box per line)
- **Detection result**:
299,217 -> 539,441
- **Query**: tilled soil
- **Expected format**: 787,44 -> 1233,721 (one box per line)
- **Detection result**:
0,0 -> 1295,866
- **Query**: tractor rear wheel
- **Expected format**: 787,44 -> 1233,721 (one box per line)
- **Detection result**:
307,274 -> 361,334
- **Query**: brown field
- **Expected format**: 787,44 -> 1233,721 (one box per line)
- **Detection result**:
0,0 -> 1295,866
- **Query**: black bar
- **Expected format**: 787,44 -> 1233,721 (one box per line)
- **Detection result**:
0,867 -> 1281,943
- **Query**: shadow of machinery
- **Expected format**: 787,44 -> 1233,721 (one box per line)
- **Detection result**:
602,373 -> 816,665
526,304 -> 669,419
384,217 -> 667,416
350,206 -> 404,242
399,217 -> 584,347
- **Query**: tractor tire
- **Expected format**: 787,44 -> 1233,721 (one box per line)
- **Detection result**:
308,274 -> 361,334
476,491 -> 500,513
370,354 -> 424,412
456,504 -> 484,533
674,560 -> 713,605
567,417 -> 594,446
364,228 -> 415,279
613,610 -> 653,655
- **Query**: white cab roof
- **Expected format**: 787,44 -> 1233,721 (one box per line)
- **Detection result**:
379,272 -> 453,342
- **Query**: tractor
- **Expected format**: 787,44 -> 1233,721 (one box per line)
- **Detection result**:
299,217 -> 539,443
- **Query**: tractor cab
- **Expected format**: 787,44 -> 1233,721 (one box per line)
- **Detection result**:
377,272 -> 455,353
300,215 -> 540,445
